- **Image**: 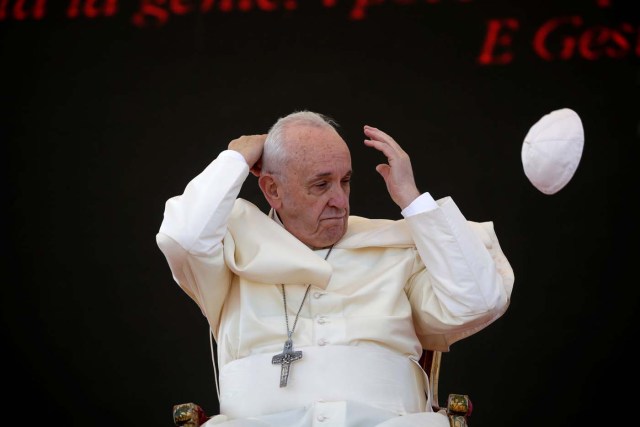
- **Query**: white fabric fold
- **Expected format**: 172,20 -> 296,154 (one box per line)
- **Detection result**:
219,345 -> 428,419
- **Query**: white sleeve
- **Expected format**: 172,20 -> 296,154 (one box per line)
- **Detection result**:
406,196 -> 512,324
401,192 -> 438,217
158,150 -> 250,256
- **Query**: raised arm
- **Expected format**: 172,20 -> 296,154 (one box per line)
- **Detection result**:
363,125 -> 513,349
159,134 -> 266,256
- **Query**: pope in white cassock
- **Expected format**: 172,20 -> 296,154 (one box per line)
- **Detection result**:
156,111 -> 515,427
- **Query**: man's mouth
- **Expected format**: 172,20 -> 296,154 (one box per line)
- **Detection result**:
321,216 -> 344,221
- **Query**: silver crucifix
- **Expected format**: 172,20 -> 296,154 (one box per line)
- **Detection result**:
271,338 -> 303,387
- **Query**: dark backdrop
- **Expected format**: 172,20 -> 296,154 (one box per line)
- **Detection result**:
2,1 -> 638,426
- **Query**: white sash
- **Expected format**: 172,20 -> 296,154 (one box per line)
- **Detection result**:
219,345 -> 430,419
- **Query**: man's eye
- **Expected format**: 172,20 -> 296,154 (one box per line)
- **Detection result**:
315,182 -> 328,188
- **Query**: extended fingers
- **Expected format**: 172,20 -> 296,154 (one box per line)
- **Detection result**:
363,125 -> 405,158
364,125 -> 392,143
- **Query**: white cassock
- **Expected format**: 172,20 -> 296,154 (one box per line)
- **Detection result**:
157,151 -> 515,427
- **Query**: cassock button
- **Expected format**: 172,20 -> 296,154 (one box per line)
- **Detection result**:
317,415 -> 328,422
313,292 -> 325,299
318,338 -> 327,346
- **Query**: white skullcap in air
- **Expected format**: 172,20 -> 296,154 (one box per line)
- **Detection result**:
521,108 -> 584,195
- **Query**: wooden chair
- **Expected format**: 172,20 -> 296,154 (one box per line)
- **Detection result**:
419,349 -> 472,427
172,349 -> 472,426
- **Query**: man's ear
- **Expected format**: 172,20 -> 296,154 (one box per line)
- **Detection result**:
258,174 -> 282,210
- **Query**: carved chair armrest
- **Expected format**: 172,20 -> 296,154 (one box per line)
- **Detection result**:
173,402 -> 208,427
445,394 -> 473,427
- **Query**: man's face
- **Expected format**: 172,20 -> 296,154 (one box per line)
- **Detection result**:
273,125 -> 352,249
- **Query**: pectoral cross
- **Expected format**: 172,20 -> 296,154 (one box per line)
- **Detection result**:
271,338 -> 303,387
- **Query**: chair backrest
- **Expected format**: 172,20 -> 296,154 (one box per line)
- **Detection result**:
420,349 -> 443,411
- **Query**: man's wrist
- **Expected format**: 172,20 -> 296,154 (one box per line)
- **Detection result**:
401,193 -> 438,217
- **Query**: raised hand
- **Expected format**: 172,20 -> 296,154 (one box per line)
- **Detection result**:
363,125 -> 420,209
228,134 -> 267,177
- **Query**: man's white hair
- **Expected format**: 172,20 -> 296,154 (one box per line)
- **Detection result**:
262,110 -> 339,175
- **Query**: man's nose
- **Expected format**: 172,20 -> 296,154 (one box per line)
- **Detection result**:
328,185 -> 349,209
